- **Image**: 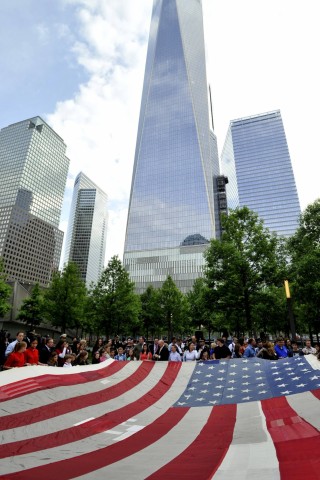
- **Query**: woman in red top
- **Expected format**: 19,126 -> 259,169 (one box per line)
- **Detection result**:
24,339 -> 45,365
3,341 -> 28,369
139,343 -> 152,361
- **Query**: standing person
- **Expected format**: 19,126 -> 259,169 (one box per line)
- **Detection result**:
257,342 -> 277,360
149,338 -> 159,359
302,339 -> 316,355
134,336 -> 145,360
47,352 -> 59,367
228,337 -> 238,358
213,338 -> 231,360
5,331 -> 25,358
168,337 -> 182,355
127,348 -> 136,361
92,338 -> 104,355
140,343 -> 152,361
291,342 -> 303,357
114,346 -> 127,361
243,338 -> 257,358
183,343 -> 200,362
99,347 -> 111,362
63,355 -> 73,368
24,339 -> 45,365
198,339 -> 209,359
39,337 -> 54,364
169,344 -> 182,362
209,342 -> 216,359
77,351 -> 89,365
154,339 -> 169,361
92,350 -> 101,364
3,342 -> 28,369
274,337 -> 288,359
285,339 -> 293,357
55,339 -> 71,366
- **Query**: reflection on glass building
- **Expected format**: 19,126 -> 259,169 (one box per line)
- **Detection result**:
0,117 -> 69,285
123,0 -> 220,293
221,111 -> 301,237
64,172 -> 108,287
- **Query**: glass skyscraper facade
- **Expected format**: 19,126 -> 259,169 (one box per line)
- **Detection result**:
221,110 -> 301,237
124,0 -> 220,293
64,172 -> 108,286
0,116 -> 69,285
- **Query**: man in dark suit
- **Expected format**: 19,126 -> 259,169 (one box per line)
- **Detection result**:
154,339 -> 169,361
39,337 -> 54,364
149,338 -> 159,360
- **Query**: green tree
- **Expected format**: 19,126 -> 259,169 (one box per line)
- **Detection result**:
0,259 -> 12,318
140,285 -> 161,340
158,275 -> 189,339
288,199 -> 320,340
43,262 -> 87,333
204,207 -> 287,335
186,277 -> 218,341
16,283 -> 44,329
90,256 -> 141,337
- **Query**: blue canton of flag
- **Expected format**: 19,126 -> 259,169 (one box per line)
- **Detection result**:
174,356 -> 320,407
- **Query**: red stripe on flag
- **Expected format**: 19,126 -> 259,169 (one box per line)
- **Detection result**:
2,406 -> 189,480
146,404 -> 237,480
1,362 -> 153,430
0,361 -> 126,402
0,362 -> 181,461
261,396 -> 320,479
311,388 -> 320,400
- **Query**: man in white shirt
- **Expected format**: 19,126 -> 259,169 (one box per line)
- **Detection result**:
302,339 -> 316,355
5,331 -> 25,357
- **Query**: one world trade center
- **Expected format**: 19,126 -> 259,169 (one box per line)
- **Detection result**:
123,0 -> 222,293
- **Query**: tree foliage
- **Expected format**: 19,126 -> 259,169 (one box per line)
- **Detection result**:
288,199 -> 320,337
204,207 -> 287,335
89,256 -> 141,337
16,283 -> 44,328
0,259 -> 12,318
43,262 -> 87,332
158,276 -> 189,338
140,285 -> 161,339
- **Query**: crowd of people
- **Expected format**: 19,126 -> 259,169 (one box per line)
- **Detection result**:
1,330 -> 319,370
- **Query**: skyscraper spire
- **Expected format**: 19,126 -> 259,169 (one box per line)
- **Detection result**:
124,0 -> 220,292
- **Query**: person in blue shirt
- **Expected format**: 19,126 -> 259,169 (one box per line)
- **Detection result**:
243,338 -> 257,357
274,338 -> 288,358
114,346 -> 127,361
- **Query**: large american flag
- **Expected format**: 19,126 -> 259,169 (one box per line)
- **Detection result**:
0,355 -> 320,479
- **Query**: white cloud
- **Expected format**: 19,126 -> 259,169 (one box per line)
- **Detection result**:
48,0 -> 320,270
47,0 -> 151,265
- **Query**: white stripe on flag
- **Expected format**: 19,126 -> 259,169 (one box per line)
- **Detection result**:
74,406 -> 212,480
0,363 -> 193,476
212,402 -> 280,480
286,391 -> 320,430
0,361 -> 137,416
0,363 -> 165,467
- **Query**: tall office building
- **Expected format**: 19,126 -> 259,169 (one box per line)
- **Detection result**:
221,110 -> 300,237
0,116 -> 69,286
64,172 -> 108,286
123,0 -> 220,293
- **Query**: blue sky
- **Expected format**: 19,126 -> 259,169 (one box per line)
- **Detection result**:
1,0 -> 319,264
